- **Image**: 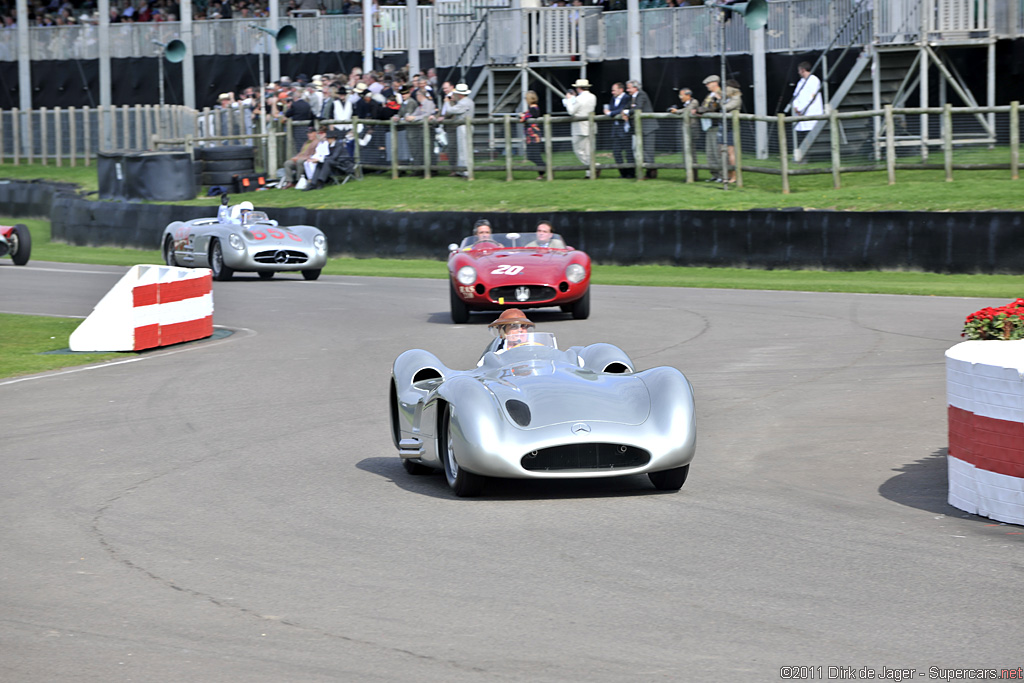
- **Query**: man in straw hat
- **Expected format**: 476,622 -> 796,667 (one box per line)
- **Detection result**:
444,83 -> 475,177
488,309 -> 537,352
563,78 -> 598,178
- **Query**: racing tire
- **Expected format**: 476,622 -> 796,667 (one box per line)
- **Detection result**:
302,269 -> 321,281
258,271 -> 274,279
202,159 -> 255,173
570,288 -> 590,320
10,223 -> 31,265
440,404 -> 484,497
202,171 -> 244,186
163,235 -> 177,267
450,282 -> 469,324
402,458 -> 434,475
209,239 -> 234,281
196,145 -> 255,162
648,464 -> 689,491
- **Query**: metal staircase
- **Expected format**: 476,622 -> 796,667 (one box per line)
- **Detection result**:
798,0 -> 997,161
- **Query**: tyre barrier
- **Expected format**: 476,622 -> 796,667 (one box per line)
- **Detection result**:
69,265 -> 213,352
946,340 -> 1024,526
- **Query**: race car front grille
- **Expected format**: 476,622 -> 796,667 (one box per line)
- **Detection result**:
489,285 -> 556,303
521,443 -> 650,471
254,249 -> 308,265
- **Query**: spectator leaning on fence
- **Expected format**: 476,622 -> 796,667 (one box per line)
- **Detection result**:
791,61 -> 823,155
669,87 -> 700,181
696,74 -> 723,182
563,78 -> 598,178
446,83 -> 475,178
522,90 -> 545,180
605,82 -> 635,178
722,79 -> 743,184
625,79 -> 658,180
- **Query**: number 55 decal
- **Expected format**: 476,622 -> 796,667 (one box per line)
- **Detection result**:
491,265 -> 524,275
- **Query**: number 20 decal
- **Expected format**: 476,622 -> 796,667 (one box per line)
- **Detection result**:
491,265 -> 524,275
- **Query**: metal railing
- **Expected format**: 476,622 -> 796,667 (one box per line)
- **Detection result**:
2,0 -> 1022,64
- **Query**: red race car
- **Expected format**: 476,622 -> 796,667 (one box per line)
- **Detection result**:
0,224 -> 31,266
447,229 -> 591,323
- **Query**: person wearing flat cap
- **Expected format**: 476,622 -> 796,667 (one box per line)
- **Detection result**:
489,309 -> 537,352
563,78 -> 598,178
697,74 -> 724,182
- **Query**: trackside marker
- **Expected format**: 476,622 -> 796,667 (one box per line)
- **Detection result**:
946,340 -> 1024,526
69,265 -> 214,352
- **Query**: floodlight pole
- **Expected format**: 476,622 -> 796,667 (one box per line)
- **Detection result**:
718,7 -> 729,190
153,41 -> 167,107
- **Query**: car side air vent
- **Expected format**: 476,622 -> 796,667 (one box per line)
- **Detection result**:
413,367 -> 443,384
505,399 -> 531,427
603,362 -> 632,374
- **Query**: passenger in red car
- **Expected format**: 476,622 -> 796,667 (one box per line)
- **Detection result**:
524,221 -> 566,249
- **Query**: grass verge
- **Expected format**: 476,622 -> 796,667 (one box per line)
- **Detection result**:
0,313 -> 125,380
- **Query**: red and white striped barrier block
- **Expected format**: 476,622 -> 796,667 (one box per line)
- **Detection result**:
70,265 -> 213,352
946,340 -> 1024,526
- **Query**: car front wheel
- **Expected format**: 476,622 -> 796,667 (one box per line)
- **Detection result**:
450,282 -> 469,324
440,404 -> 484,497
570,288 -> 590,320
10,224 -> 31,265
648,464 -> 689,491
163,236 -> 177,267
302,269 -> 321,281
210,239 -> 234,281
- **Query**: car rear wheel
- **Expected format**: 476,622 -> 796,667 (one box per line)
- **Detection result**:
10,223 -> 31,265
302,269 -> 321,281
163,236 -> 177,267
648,464 -> 689,491
258,271 -> 274,280
440,404 -> 484,497
450,282 -> 469,324
210,239 -> 234,281
570,288 -> 590,320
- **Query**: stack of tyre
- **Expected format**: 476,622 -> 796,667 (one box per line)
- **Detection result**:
195,145 -> 256,189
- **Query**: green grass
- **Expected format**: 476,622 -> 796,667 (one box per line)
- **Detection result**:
4,161 -> 1023,213
0,313 -> 125,379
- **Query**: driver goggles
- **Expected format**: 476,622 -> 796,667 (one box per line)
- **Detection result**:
506,324 -> 535,332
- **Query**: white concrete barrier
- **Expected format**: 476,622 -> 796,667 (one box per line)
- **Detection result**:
69,265 -> 213,352
946,340 -> 1024,526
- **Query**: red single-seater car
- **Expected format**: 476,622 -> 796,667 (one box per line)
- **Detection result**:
0,224 -> 31,266
447,230 -> 591,323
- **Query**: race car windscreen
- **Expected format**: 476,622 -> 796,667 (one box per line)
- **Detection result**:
459,232 -> 566,250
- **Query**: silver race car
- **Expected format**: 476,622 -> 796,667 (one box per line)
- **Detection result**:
389,332 -> 696,496
161,198 -> 328,281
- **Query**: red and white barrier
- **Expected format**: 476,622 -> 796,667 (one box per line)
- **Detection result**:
946,340 -> 1024,526
70,265 -> 213,352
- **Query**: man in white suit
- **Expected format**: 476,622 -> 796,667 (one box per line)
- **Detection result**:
563,78 -> 598,178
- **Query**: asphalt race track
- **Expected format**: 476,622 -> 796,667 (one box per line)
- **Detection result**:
1,261 -> 1021,681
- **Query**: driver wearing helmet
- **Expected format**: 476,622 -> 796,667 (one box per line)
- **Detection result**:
489,308 -> 536,352
228,200 -> 255,224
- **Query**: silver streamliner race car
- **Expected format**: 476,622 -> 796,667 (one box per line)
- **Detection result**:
161,199 -> 328,281
389,332 -> 696,496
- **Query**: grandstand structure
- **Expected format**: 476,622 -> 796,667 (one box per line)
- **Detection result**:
0,0 -> 1021,157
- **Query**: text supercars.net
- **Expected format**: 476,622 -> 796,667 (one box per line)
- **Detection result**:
779,666 -> 1024,681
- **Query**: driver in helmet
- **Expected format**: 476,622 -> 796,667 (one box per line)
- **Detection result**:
489,308 -> 536,352
229,200 -> 255,224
